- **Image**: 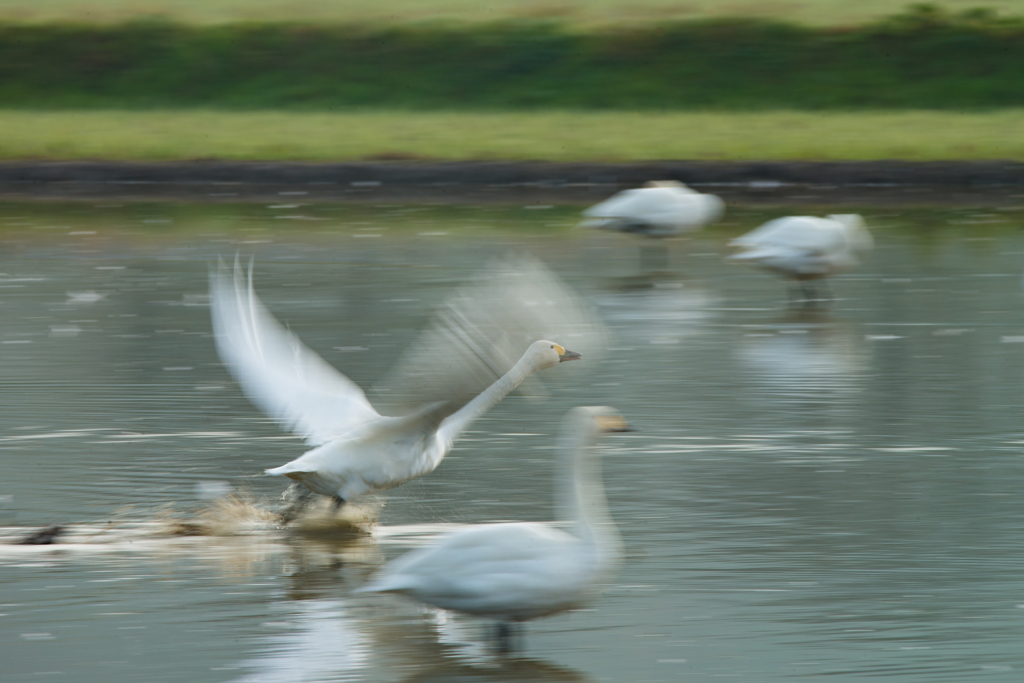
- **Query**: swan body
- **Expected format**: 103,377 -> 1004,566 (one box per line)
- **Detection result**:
581,181 -> 724,238
359,406 -> 628,623
209,261 -> 581,503
728,214 -> 872,280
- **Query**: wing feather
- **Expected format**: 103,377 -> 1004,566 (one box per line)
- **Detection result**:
373,255 -> 606,417
209,259 -> 379,445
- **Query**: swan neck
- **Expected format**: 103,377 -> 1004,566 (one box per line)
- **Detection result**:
438,354 -> 537,443
557,433 -> 620,559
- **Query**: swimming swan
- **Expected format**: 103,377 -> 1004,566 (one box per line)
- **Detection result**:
728,214 -> 872,304
358,406 -> 630,646
209,260 -> 583,509
581,180 -> 724,238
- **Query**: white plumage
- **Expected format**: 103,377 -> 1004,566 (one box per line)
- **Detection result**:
728,214 -> 872,278
358,406 -> 628,626
209,259 -> 587,505
728,214 -> 872,302
581,180 -> 724,237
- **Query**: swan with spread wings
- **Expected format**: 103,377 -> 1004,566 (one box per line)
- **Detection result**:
209,258 -> 603,515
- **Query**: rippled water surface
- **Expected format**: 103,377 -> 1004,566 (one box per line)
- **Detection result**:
2,201 -> 1024,682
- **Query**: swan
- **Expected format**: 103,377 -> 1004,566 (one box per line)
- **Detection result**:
209,260 -> 584,512
728,214 -> 873,305
581,180 -> 724,238
357,406 -> 630,649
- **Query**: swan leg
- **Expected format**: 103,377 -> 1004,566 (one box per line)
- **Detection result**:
819,279 -> 834,306
787,282 -> 803,308
494,622 -> 515,654
799,281 -> 816,309
278,484 -> 315,525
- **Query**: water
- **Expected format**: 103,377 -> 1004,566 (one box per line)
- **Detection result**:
2,201 -> 1024,681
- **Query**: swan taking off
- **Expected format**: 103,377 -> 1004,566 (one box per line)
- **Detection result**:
358,406 -> 630,648
728,214 -> 873,305
581,180 -> 724,238
209,259 -> 596,512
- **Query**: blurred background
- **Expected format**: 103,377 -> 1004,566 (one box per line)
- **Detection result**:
0,2 -> 1023,159
3,2 -> 1024,683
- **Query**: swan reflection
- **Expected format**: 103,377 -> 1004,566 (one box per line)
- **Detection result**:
229,597 -> 591,683
230,599 -> 369,683
402,656 -> 592,683
597,281 -> 718,344
737,317 -> 867,402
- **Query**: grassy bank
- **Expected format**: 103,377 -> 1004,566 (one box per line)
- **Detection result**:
3,8 -> 1024,109
4,0 -> 1024,27
5,110 -> 1024,162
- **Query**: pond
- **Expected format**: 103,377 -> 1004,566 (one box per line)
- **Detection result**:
2,200 -> 1024,682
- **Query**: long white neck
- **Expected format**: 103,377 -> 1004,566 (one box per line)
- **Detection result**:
436,353 -> 539,448
556,431 -> 623,568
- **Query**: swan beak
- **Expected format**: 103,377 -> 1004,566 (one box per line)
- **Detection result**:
595,414 -> 634,432
558,349 -> 582,363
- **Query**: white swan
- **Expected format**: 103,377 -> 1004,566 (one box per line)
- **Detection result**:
581,180 -> 724,238
209,261 -> 583,509
358,406 -> 629,647
728,214 -> 873,303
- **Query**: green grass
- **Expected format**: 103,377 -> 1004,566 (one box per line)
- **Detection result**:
4,0 -> 1024,26
5,10 -> 1024,110
5,110 -> 1024,162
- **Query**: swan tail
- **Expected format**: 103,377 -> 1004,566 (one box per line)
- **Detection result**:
264,464 -> 310,480
354,576 -> 411,595
727,245 -> 784,263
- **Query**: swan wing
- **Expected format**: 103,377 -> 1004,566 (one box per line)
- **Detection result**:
373,255 -> 606,417
210,259 -> 379,446
582,188 -> 648,219
584,186 -> 721,227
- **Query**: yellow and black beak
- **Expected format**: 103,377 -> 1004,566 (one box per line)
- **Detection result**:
554,344 -> 582,363
595,414 -> 634,433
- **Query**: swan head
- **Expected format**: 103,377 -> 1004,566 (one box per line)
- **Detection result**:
559,406 -> 632,456
827,214 -> 874,252
526,340 -> 582,371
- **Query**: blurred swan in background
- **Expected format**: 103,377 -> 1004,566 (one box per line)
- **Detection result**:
358,406 -> 629,651
210,258 -> 603,517
728,214 -> 872,305
580,180 -> 724,238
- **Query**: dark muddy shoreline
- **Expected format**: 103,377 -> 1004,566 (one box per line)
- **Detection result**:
2,160 -> 1024,206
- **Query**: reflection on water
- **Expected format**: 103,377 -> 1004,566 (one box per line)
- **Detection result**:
231,599 -> 369,683
2,202 -> 1024,681
597,280 -> 718,346
737,315 -> 867,404
403,658 -> 591,683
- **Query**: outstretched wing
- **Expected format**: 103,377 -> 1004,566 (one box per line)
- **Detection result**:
373,254 -> 606,419
209,259 -> 379,446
